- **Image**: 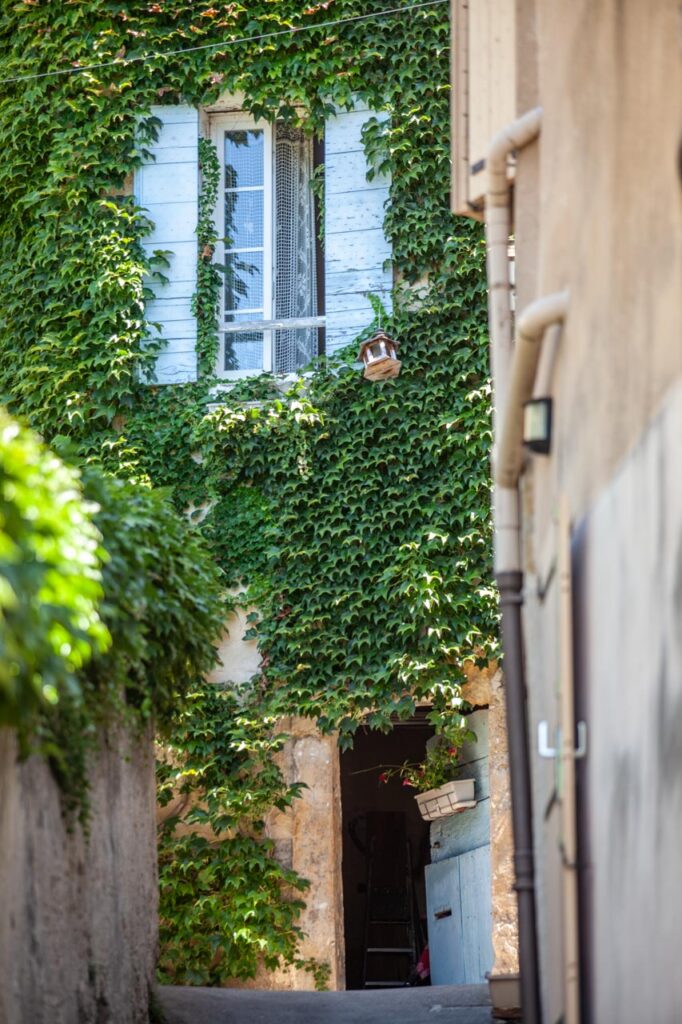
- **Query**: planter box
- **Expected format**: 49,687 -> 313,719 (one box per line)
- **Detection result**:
415,778 -> 476,821
487,972 -> 522,1020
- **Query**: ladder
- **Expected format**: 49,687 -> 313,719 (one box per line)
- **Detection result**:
362,827 -> 418,989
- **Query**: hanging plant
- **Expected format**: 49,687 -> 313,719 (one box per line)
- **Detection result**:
378,714 -> 477,794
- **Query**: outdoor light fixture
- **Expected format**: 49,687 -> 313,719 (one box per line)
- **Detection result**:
358,329 -> 402,381
523,397 -> 553,454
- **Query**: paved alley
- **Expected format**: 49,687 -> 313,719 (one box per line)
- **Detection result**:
159,984 -> 495,1024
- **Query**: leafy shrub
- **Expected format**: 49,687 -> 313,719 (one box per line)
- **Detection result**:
81,470 -> 224,724
0,410 -> 108,733
41,468 -> 225,816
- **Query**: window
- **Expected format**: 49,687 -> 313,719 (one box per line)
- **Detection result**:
210,112 -> 323,377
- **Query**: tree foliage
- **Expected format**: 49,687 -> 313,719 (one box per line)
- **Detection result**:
0,411 -> 107,731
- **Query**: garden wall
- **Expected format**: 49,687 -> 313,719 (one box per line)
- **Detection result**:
0,726 -> 158,1024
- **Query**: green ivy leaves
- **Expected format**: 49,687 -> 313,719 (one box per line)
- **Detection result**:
194,138 -> 222,376
156,684 -> 326,987
0,0 -> 497,988
0,412 -> 107,732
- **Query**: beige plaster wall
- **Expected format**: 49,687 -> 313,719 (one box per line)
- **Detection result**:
524,0 -> 682,542
0,726 -> 158,1024
576,382 -> 682,1022
507,1 -> 682,1019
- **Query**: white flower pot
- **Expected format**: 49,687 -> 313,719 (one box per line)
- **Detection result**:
415,778 -> 476,822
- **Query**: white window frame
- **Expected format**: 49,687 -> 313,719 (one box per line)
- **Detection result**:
210,111 -> 325,379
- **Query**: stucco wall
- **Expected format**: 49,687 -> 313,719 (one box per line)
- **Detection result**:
510,1 -> 682,1019
577,382 -> 682,1022
0,726 -> 158,1024
525,0 -> 682,536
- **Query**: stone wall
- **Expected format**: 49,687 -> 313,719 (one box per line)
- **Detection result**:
220,716 -> 345,992
487,672 -> 519,976
463,665 -> 519,978
208,605 -> 345,990
261,717 -> 345,991
0,726 -> 158,1024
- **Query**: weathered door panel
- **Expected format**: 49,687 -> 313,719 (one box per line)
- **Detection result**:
425,845 -> 494,985
528,500 -> 583,1023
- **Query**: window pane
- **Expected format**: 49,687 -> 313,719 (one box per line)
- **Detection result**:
224,189 -> 264,250
225,129 -> 264,189
224,251 -> 264,317
224,331 -> 264,372
274,326 -> 319,374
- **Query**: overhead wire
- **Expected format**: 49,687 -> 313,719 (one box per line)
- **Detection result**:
0,0 -> 449,87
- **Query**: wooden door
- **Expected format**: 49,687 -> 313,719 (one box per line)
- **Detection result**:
426,845 -> 494,985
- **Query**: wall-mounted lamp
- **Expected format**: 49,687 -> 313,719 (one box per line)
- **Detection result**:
358,330 -> 401,381
523,397 -> 553,454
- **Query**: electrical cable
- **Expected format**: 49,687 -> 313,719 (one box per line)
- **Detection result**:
0,0 -> 448,87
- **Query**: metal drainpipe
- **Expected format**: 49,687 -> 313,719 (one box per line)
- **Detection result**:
493,291 -> 568,1024
484,108 -> 543,1024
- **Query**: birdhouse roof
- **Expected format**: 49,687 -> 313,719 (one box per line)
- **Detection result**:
358,329 -> 399,359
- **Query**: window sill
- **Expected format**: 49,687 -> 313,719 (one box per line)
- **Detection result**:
206,371 -> 311,413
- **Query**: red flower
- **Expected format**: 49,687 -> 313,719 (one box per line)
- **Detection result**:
447,747 -> 458,757
402,778 -> 415,788
379,772 -> 388,784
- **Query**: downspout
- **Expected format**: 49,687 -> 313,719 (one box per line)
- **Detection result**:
496,291 -> 570,490
493,290 -> 568,1023
484,108 -> 543,1024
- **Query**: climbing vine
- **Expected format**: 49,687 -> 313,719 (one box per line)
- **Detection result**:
0,0 -> 497,987
194,137 -> 222,376
156,685 -> 329,987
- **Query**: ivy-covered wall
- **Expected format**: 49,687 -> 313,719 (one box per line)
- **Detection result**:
0,0 -> 497,987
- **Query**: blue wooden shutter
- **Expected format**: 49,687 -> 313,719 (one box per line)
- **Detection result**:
135,105 -> 198,384
324,102 -> 392,354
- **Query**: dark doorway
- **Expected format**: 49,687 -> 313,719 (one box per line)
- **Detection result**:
340,716 -> 434,990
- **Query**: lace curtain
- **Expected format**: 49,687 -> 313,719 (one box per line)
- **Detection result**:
274,124 -> 318,373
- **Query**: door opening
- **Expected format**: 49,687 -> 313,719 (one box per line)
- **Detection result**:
340,715 -> 434,990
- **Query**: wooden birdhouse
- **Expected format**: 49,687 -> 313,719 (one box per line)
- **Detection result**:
358,330 -> 402,381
